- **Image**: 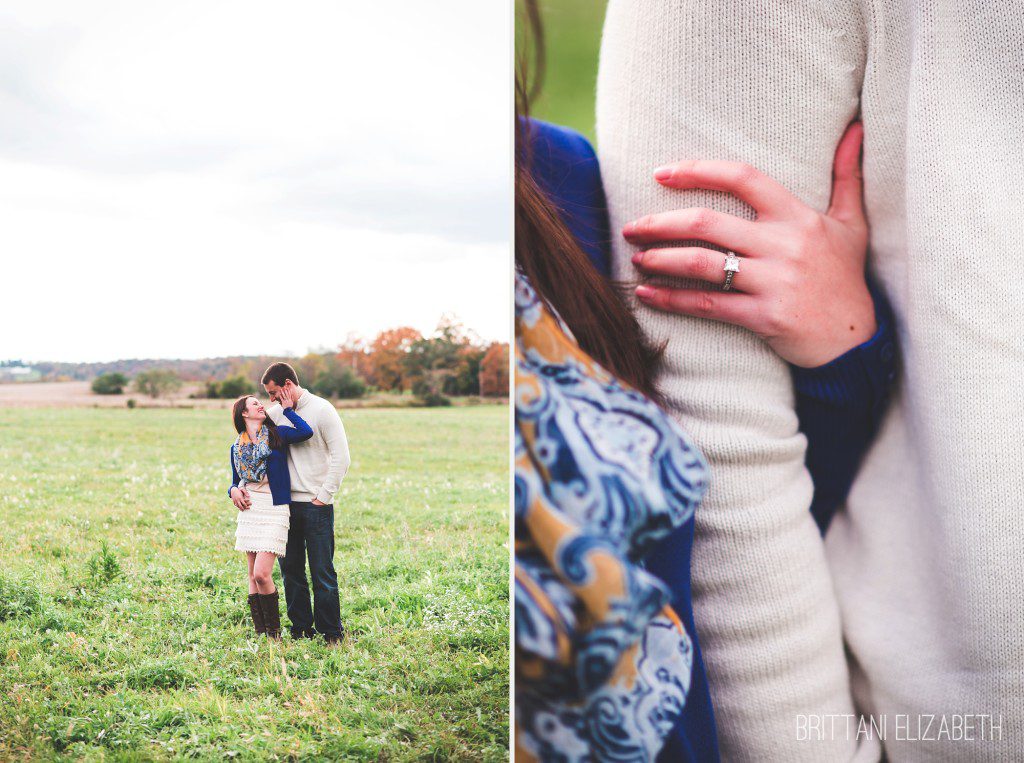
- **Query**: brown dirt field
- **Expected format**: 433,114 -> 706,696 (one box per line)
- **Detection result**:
0,381 -> 506,409
0,381 -> 226,409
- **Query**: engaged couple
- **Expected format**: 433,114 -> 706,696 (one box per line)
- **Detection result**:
228,362 -> 351,645
514,1 -> 1024,761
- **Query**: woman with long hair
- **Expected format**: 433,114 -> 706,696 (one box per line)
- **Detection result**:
514,2 -> 896,760
228,392 -> 312,639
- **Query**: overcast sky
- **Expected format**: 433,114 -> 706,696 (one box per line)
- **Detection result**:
0,2 -> 510,363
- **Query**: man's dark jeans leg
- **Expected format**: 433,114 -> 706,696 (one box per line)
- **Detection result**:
278,505 -> 313,638
278,501 -> 343,640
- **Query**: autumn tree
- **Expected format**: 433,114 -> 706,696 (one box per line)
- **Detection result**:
337,332 -> 373,382
480,343 -> 509,397
368,327 -> 422,391
403,316 -> 482,403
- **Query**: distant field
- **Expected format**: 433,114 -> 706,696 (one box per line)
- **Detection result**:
0,406 -> 509,760
0,382 -> 506,410
0,381 -> 214,409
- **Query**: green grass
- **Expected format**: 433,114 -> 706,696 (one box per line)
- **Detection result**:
517,0 -> 608,143
0,406 -> 509,761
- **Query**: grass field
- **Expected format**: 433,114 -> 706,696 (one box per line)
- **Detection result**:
517,0 -> 608,142
0,405 -> 509,761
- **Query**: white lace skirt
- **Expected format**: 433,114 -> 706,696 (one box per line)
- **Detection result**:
234,489 -> 290,557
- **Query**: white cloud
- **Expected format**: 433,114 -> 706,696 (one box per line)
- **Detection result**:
0,1 -> 511,362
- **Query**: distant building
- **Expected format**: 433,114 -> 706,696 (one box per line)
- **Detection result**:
0,364 -> 41,383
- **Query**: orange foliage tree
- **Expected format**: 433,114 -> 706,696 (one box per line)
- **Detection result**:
368,327 -> 422,391
479,342 -> 509,397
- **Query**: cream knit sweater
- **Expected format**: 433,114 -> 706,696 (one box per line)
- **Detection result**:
596,2 -> 1024,761
268,390 -> 350,505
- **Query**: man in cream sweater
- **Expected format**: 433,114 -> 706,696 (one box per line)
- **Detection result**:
597,2 -> 1024,761
262,362 -> 351,644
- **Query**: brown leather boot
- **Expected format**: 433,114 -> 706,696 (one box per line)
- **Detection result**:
259,590 -> 282,640
248,593 -> 266,636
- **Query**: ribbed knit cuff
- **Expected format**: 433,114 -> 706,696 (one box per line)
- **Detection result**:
790,279 -> 898,409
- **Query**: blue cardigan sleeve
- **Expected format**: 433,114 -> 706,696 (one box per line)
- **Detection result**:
790,279 -> 898,532
526,119 -> 612,277
275,408 -> 314,445
228,444 -> 241,497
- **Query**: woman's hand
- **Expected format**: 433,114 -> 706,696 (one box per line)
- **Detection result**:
624,122 -> 873,368
230,486 -> 251,511
277,384 -> 294,410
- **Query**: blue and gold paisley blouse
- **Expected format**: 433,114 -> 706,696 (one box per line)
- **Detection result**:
514,273 -> 709,762
232,426 -> 272,484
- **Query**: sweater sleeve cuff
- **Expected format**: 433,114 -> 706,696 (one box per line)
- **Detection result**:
790,280 -> 897,408
315,488 -> 334,505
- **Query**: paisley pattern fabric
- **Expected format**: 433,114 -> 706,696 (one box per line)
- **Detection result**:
231,426 -> 272,484
514,273 -> 709,762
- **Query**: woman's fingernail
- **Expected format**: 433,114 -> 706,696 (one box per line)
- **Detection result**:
622,221 -> 635,236
635,285 -> 655,300
631,251 -> 645,266
653,166 -> 673,181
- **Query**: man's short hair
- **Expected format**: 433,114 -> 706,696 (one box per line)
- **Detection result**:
261,362 -> 299,387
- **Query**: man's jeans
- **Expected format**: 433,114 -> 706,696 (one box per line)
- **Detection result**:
278,501 -> 343,639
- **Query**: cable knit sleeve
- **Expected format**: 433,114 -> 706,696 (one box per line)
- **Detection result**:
596,3 -> 878,761
314,404 -> 351,505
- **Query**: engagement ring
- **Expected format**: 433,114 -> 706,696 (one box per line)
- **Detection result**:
722,251 -> 740,291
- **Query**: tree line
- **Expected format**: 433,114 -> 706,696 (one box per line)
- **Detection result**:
91,317 -> 509,405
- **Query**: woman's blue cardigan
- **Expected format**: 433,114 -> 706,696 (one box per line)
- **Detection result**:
228,408 -> 313,506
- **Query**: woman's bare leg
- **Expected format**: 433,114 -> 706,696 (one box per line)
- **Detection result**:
252,551 -> 277,595
244,552 -> 267,635
246,552 -> 258,594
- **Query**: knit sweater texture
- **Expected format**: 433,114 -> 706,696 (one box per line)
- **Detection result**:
596,2 -> 1024,761
268,390 -> 350,505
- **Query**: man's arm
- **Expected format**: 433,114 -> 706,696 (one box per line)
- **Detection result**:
597,2 -> 875,760
314,406 -> 350,506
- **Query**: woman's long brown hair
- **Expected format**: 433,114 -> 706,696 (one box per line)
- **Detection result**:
232,396 -> 282,450
515,0 -> 661,399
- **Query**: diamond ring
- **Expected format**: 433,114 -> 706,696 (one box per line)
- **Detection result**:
722,251 -> 741,291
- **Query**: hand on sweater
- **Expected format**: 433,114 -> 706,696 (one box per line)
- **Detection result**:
626,121 -> 874,368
